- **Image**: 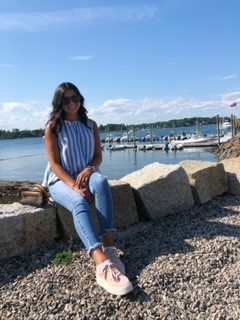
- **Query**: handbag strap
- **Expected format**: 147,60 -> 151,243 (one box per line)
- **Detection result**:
35,184 -> 48,198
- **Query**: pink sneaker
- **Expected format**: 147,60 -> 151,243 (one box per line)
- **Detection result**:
103,246 -> 126,275
96,261 -> 133,296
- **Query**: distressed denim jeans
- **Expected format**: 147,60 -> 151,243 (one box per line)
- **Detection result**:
49,172 -> 115,255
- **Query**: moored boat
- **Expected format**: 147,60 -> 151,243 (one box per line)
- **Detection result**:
107,144 -> 126,151
221,120 -> 231,130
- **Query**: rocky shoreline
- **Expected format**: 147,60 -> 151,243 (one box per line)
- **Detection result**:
0,193 -> 239,319
1,136 -> 239,319
0,135 -> 239,205
216,135 -> 240,160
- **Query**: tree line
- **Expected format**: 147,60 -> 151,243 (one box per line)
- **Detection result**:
99,116 -> 227,132
0,116 -> 229,140
0,128 -> 44,140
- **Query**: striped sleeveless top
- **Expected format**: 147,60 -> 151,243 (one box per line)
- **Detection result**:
43,119 -> 95,187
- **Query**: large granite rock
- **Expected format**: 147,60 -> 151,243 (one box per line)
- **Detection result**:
109,180 -> 139,226
120,162 -> 194,220
56,180 -> 139,241
0,203 -> 56,259
217,135 -> 240,160
56,204 -> 79,241
221,157 -> 240,195
180,160 -> 228,204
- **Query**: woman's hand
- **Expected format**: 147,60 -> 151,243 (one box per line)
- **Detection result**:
72,167 -> 95,203
72,185 -> 94,203
75,167 -> 95,189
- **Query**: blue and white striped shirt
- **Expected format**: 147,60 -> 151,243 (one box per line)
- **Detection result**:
43,119 -> 95,187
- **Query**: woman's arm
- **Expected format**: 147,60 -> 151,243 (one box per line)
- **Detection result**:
91,120 -> 103,170
45,122 -> 76,189
75,121 -> 102,189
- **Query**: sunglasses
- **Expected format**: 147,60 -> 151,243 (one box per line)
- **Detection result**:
62,95 -> 80,106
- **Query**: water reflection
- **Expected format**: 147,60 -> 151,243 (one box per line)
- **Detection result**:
102,146 -> 219,180
0,137 -> 219,182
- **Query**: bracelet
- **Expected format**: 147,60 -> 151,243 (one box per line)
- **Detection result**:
87,165 -> 96,172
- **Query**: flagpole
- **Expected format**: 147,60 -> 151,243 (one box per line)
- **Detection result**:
231,114 -> 234,137
229,102 -> 238,136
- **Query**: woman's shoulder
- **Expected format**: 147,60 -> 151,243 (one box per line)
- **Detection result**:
45,120 -> 56,133
86,118 -> 96,128
45,121 -> 58,141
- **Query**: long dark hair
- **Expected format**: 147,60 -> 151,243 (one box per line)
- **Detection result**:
47,82 -> 88,133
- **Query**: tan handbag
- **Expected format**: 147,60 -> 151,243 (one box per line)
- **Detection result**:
18,184 -> 48,207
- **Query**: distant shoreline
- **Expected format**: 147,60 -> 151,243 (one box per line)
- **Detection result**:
0,115 -> 229,140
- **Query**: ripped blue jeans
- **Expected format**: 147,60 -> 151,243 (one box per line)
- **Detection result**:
49,172 -> 115,255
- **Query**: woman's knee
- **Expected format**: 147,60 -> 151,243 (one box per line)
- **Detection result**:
90,173 -> 110,191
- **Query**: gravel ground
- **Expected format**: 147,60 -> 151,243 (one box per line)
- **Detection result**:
0,194 -> 239,320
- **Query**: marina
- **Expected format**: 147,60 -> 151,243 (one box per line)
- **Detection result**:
102,132 -> 233,151
0,123 -> 236,182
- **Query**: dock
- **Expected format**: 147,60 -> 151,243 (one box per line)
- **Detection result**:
102,134 -> 233,151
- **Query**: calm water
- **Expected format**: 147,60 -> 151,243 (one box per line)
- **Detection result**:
0,125 -> 221,182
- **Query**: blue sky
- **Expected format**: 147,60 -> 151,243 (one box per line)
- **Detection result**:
0,0 -> 239,130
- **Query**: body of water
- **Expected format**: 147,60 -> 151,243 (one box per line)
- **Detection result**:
0,124 -> 224,182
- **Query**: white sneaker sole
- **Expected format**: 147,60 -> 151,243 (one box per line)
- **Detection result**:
96,275 -> 133,296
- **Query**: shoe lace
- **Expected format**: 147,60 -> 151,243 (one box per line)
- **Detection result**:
106,248 -> 118,262
103,264 -> 121,282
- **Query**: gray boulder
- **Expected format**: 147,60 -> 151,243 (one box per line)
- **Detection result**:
180,160 -> 228,204
121,162 -> 194,220
109,180 -> 139,226
0,203 -> 56,259
221,157 -> 240,195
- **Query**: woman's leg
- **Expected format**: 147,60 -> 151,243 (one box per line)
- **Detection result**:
49,179 -> 133,295
88,173 -> 125,274
88,172 -> 115,246
49,180 -> 107,263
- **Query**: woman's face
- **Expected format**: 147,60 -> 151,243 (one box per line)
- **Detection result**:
62,89 -> 81,120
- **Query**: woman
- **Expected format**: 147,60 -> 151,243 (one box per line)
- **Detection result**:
43,82 -> 133,296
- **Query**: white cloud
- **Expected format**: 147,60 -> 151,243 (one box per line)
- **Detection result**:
1,92 -> 239,130
103,99 -> 133,110
0,102 -> 50,130
0,5 -> 156,32
203,74 -> 238,81
3,102 -> 34,112
221,75 -> 238,80
88,93 -> 238,126
221,92 -> 240,106
70,55 -> 94,61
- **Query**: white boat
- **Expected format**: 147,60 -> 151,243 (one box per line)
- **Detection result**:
169,142 -> 184,151
120,135 -> 134,142
182,137 -> 216,146
173,134 -> 217,147
142,133 -> 157,141
221,120 -> 231,130
107,144 -> 126,151
104,136 -> 113,143
120,133 -> 140,142
138,144 -> 155,151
